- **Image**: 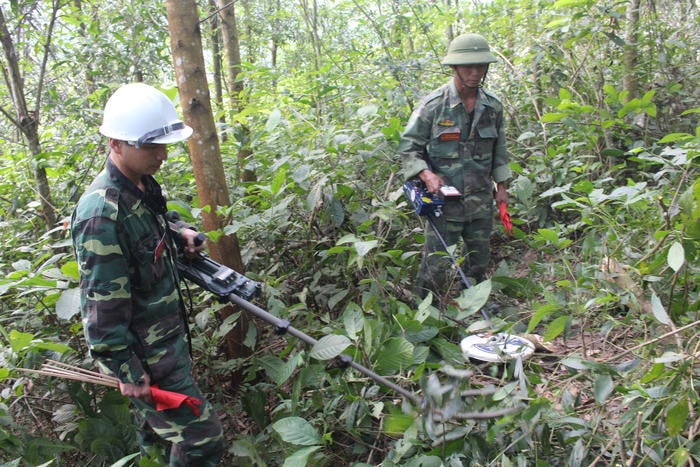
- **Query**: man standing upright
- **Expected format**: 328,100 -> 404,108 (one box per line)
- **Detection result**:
71,83 -> 224,465
400,33 -> 511,300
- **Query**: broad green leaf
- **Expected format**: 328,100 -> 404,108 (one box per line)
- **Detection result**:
658,133 -> 694,144
493,381 -> 518,401
618,98 -> 641,118
430,337 -> 464,365
405,327 -> 438,343
342,302 -> 364,340
405,456 -> 443,467
541,112 -> 568,123
32,341 -> 71,354
257,354 -> 300,386
558,88 -> 572,100
667,241 -> 685,272
354,240 -> 378,258
673,447 -> 691,466
543,315 -> 569,342
454,279 -> 491,320
382,412 -> 415,436
270,165 -> 287,196
569,439 -> 587,466
527,303 -> 559,333
641,89 -> 656,105
265,108 -> 282,132
213,312 -> 242,339
336,233 -> 359,245
309,334 -> 352,361
272,416 -> 321,446
55,287 -> 80,320
640,363 -> 665,383
593,374 -> 613,403
60,261 -> 80,281
650,292 -> 671,325
653,352 -> 685,363
357,104 -> 378,117
539,184 -> 571,198
12,259 -> 31,271
282,446 -> 322,467
536,228 -> 560,243
9,330 -> 34,353
666,399 -> 688,436
415,293 -> 438,323
374,337 -> 414,374
553,0 -> 593,7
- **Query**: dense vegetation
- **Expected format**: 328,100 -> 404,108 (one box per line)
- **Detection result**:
0,0 -> 698,465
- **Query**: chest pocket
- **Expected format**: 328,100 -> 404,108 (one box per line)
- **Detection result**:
473,126 -> 498,162
429,125 -> 461,166
131,231 -> 168,292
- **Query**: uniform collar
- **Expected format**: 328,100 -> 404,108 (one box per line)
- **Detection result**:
446,80 -> 493,110
106,156 -> 144,199
105,157 -> 166,214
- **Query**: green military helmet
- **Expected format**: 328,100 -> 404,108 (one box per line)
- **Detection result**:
441,33 -> 498,66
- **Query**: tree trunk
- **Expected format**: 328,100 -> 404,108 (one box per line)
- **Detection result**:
207,0 -> 227,140
215,0 -> 256,183
0,7 -> 57,230
622,0 -> 641,100
165,0 -> 251,365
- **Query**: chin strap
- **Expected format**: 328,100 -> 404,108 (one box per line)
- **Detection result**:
134,122 -> 186,147
454,65 -> 489,90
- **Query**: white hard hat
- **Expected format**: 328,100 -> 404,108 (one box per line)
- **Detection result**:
99,83 -> 193,147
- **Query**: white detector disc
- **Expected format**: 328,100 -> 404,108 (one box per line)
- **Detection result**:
460,333 -> 536,363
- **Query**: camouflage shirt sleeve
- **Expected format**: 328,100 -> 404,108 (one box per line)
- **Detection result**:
398,87 -> 444,181
482,89 -> 511,184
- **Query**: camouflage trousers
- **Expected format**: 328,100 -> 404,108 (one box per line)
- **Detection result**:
131,369 -> 224,466
415,214 -> 493,299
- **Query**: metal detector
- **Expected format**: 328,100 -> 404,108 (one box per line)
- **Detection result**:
403,180 -> 492,321
174,235 -> 522,420
403,180 -> 537,363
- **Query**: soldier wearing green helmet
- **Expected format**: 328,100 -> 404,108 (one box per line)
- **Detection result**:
399,33 -> 511,301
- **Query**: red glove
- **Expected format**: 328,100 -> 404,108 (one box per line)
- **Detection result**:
498,202 -> 513,235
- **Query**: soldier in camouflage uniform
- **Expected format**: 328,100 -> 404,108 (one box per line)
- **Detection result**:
71,83 -> 224,465
399,33 -> 512,299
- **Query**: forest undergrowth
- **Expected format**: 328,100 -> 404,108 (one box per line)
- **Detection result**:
0,0 -> 698,465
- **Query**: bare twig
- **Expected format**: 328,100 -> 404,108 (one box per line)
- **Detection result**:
604,318 -> 700,362
15,360 -> 119,389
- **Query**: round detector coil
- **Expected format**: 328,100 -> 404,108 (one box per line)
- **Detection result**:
460,333 -> 535,362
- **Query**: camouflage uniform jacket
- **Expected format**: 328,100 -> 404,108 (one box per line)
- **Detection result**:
71,158 -> 190,386
399,80 -> 511,220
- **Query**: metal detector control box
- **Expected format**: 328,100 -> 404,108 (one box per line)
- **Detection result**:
176,253 -> 261,301
403,179 -> 445,217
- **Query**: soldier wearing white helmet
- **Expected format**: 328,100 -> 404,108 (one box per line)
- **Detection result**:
71,83 -> 224,465
400,34 -> 512,301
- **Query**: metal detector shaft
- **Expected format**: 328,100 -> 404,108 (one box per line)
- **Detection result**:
226,293 -> 422,406
424,212 -> 492,322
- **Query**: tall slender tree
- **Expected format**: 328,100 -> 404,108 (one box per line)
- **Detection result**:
165,0 -> 251,363
0,5 -> 57,230
623,0 -> 641,100
215,0 -> 256,183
